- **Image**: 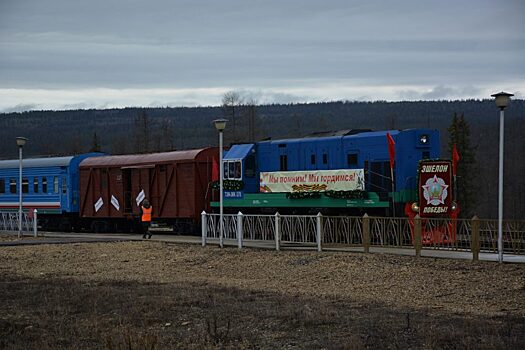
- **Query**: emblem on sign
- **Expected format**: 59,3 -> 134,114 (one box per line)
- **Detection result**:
422,175 -> 449,206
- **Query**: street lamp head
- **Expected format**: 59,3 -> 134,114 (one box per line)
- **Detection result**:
213,118 -> 228,132
491,91 -> 514,110
16,137 -> 28,147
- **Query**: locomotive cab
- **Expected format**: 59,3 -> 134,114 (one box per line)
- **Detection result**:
222,144 -> 258,193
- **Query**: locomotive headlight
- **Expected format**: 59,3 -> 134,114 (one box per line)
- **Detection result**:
411,202 -> 419,212
451,202 -> 457,211
419,134 -> 429,145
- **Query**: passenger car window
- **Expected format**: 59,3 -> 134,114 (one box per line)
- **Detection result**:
62,177 -> 67,194
10,178 -> 16,194
42,177 -> 48,193
0,179 -> 5,194
22,178 -> 29,194
54,176 -> 59,194
33,178 -> 39,193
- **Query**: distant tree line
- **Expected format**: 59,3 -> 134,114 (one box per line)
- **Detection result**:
0,99 -> 523,219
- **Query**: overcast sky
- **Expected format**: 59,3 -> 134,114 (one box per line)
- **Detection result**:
0,0 -> 524,112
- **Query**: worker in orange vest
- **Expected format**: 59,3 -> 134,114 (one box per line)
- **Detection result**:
141,199 -> 153,239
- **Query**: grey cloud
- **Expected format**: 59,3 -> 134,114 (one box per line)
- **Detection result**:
0,0 -> 524,108
398,85 -> 484,100
0,103 -> 38,113
234,90 -> 309,105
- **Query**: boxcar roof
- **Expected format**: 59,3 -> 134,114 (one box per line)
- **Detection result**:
80,149 -> 211,168
0,156 -> 74,169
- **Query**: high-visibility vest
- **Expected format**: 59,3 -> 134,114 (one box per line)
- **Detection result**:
141,206 -> 152,222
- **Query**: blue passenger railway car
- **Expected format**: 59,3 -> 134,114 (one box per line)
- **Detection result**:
213,129 -> 441,215
0,153 -> 103,230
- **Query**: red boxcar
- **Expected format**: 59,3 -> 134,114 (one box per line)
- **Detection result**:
79,148 -> 217,232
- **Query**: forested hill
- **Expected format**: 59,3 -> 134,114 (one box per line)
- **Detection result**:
1,99 -> 524,219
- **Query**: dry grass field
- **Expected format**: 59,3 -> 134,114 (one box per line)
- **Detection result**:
0,235 -> 524,349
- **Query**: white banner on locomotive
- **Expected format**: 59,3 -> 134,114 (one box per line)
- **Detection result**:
259,169 -> 365,193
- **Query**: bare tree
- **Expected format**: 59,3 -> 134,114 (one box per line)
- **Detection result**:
222,91 -> 243,143
133,110 -> 153,153
89,132 -> 101,152
243,98 -> 258,142
155,117 -> 175,151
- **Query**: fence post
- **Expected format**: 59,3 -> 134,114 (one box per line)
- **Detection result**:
275,212 -> 280,251
363,213 -> 370,253
201,211 -> 207,247
316,212 -> 322,252
33,209 -> 38,238
237,211 -> 243,249
471,215 -> 480,261
414,214 -> 422,257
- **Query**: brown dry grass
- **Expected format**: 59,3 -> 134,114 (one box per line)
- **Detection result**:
0,239 -> 524,349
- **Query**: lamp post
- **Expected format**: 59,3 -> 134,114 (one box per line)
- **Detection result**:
491,92 -> 513,263
16,137 -> 28,238
213,118 -> 228,248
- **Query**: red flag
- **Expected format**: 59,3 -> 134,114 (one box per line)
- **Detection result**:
452,144 -> 460,176
386,133 -> 395,169
211,157 -> 219,181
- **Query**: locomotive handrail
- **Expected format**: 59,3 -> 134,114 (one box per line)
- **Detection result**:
366,169 -> 393,181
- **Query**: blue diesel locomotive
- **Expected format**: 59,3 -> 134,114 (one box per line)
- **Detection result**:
215,128 -> 440,215
0,153 -> 103,230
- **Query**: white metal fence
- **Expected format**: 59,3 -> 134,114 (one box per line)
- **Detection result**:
201,212 -> 525,258
0,210 -> 38,237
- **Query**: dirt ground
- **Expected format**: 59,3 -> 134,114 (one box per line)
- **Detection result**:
0,235 -> 524,349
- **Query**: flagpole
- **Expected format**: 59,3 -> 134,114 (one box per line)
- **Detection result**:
390,166 -> 396,217
386,132 -> 396,218
453,174 -> 457,202
452,144 -> 460,203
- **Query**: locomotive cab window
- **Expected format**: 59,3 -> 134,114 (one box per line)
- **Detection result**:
224,161 -> 242,180
0,179 -> 5,194
228,162 -> 235,179
244,155 -> 256,178
223,161 -> 229,179
233,161 -> 241,179
10,178 -> 16,194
